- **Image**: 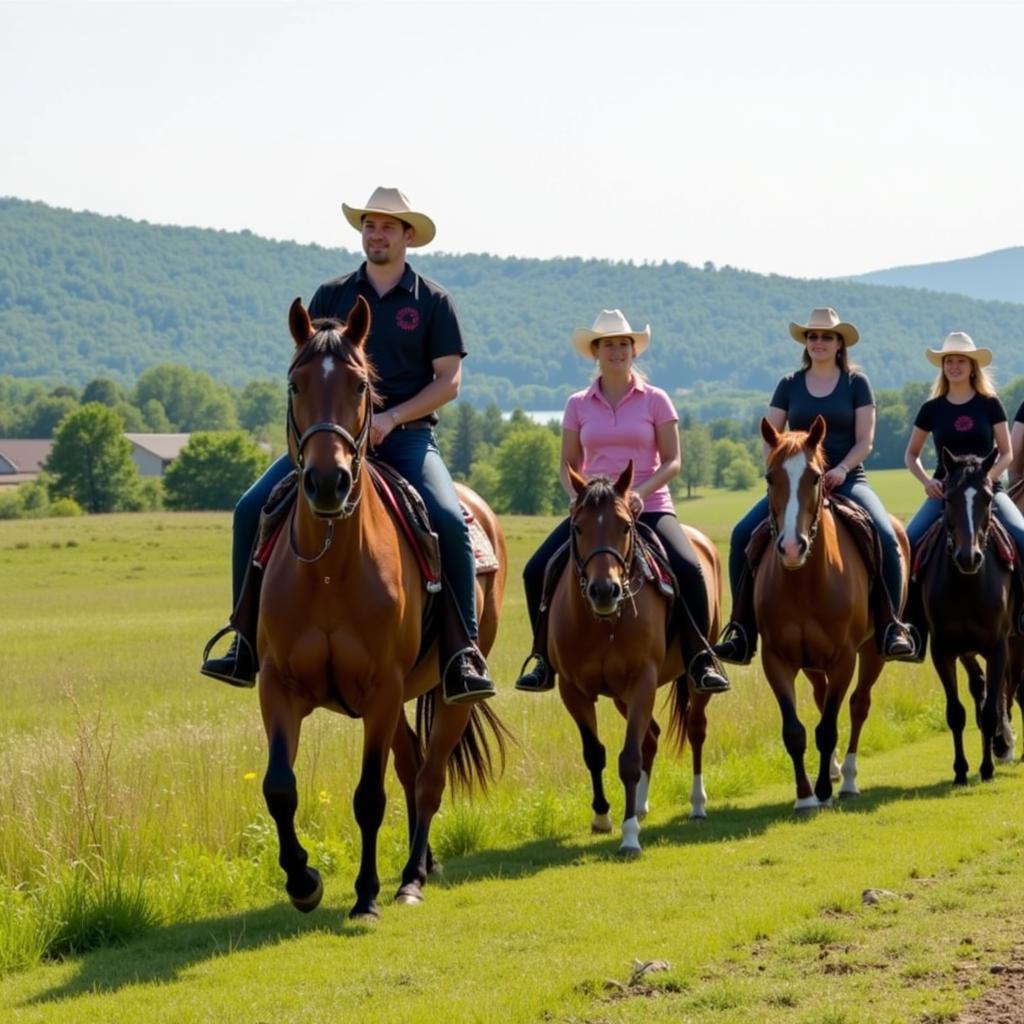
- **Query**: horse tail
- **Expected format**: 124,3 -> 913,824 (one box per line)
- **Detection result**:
666,675 -> 691,755
415,691 -> 514,793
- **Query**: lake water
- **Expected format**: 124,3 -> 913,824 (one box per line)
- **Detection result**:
501,410 -> 562,425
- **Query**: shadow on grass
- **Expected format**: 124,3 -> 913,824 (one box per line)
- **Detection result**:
19,774 -> 991,1006
24,903 -> 371,1006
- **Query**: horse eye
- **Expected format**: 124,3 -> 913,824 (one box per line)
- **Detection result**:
287,381 -> 298,395
356,379 -> 368,395
811,472 -> 821,484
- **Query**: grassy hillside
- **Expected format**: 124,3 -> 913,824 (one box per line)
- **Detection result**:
4,197 -> 1024,407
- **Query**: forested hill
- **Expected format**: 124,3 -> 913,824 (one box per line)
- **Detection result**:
3,196 -> 1024,407
848,247 -> 1024,306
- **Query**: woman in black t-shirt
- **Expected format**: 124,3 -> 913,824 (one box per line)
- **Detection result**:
903,332 -> 1024,654
714,307 -> 914,665
1010,401 -> 1024,487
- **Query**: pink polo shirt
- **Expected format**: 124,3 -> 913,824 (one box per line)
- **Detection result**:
563,377 -> 679,514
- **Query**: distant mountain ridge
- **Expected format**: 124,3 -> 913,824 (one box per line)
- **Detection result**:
3,197 -> 1024,407
847,247 -> 1024,305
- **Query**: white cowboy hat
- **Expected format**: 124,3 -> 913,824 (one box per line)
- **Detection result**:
788,307 -> 860,347
342,187 -> 436,247
926,331 -> 992,368
572,309 -> 651,358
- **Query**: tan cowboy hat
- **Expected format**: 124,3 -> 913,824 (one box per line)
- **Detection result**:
926,331 -> 992,368
572,309 -> 651,358
342,187 -> 436,247
788,307 -> 860,347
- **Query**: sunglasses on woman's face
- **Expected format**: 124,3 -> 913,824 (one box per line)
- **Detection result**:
805,332 -> 838,342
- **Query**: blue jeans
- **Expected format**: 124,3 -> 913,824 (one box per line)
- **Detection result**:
907,491 -> 1024,560
727,477 -> 904,611
231,430 -> 479,640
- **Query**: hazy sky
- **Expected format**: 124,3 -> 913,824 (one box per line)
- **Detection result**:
3,0 -> 1022,279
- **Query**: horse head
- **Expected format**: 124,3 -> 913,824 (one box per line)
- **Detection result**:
761,415 -> 827,569
568,461 -> 636,617
941,447 -> 998,575
286,296 -> 376,518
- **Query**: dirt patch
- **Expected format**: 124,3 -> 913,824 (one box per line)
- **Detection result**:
958,947 -> 1024,1024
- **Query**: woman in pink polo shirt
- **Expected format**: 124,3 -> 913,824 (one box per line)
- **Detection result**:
514,310 -> 729,695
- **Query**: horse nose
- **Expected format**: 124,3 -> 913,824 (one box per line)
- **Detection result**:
587,579 -> 621,609
971,549 -> 984,572
302,465 -> 351,514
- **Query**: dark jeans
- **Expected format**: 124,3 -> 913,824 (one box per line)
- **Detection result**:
522,510 -> 711,637
727,476 -> 905,612
907,491 -> 1024,559
230,429 -> 480,640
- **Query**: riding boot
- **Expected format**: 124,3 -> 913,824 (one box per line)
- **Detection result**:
515,541 -> 570,694
200,559 -> 262,687
872,582 -> 917,660
676,596 -> 730,693
713,565 -> 757,665
437,581 -> 495,706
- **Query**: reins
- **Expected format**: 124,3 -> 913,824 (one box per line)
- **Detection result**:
569,496 -> 645,618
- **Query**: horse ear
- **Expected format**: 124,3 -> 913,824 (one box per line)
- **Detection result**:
343,295 -> 372,349
981,446 -> 999,474
807,414 -> 827,448
567,463 -> 587,495
614,460 -> 634,496
288,297 -> 314,347
761,417 -> 780,448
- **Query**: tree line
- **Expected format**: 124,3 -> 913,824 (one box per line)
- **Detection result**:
5,197 -> 1024,409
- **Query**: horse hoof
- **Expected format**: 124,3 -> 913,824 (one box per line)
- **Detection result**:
688,810 -> 708,821
952,777 -> 969,788
288,868 -> 323,914
350,902 -> 380,922
617,845 -> 642,860
793,799 -> 823,816
395,884 -> 424,906
591,812 -> 613,834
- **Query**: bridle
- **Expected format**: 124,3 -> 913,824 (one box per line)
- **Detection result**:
766,457 -> 825,553
569,496 -> 643,617
284,357 -> 373,564
943,467 -> 993,555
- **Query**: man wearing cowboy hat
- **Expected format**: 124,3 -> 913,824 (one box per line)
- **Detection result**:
201,187 -> 495,705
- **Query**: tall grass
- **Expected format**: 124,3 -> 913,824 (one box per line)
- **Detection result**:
0,475 -> 951,973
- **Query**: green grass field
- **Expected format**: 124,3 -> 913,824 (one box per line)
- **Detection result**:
3,471 -> 1024,1023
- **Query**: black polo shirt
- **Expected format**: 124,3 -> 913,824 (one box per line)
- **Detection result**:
307,263 -> 466,422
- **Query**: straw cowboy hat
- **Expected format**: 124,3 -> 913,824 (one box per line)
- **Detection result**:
572,309 -> 651,358
342,187 -> 436,247
788,307 -> 860,347
926,331 -> 992,368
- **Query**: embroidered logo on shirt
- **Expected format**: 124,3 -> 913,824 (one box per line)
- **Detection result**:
396,307 -> 420,332
954,415 -> 975,432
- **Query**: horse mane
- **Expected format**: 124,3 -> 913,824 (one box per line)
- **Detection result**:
575,476 -> 626,512
767,429 -> 825,473
290,317 -> 380,394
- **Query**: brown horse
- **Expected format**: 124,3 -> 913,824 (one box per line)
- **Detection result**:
757,416 -> 909,811
257,297 -> 507,919
547,463 -> 722,855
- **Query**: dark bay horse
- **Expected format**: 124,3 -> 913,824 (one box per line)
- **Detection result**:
920,448 -> 1011,785
757,416 -> 909,811
258,297 -> 507,919
547,463 -> 722,855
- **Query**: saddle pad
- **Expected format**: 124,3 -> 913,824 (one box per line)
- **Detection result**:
464,508 -> 499,575
912,515 -> 1016,579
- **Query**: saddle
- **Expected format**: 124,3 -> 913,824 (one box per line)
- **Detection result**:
911,515 -> 1017,580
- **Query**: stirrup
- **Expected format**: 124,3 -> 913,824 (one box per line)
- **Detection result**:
712,622 -> 753,666
200,626 -> 257,688
688,651 -> 731,695
882,621 -> 916,661
441,646 -> 496,706
514,654 -> 554,693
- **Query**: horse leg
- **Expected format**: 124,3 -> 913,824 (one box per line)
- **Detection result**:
259,676 -> 322,912
805,669 -> 839,780
618,670 -> 658,856
933,649 -> 969,786
351,692 -> 403,920
980,642 -> 1008,782
962,654 -> 986,732
763,652 -> 815,811
396,700 -> 472,906
560,682 -> 613,833
614,697 -> 657,820
841,645 -> 884,798
813,652 -> 857,806
687,691 -> 710,820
